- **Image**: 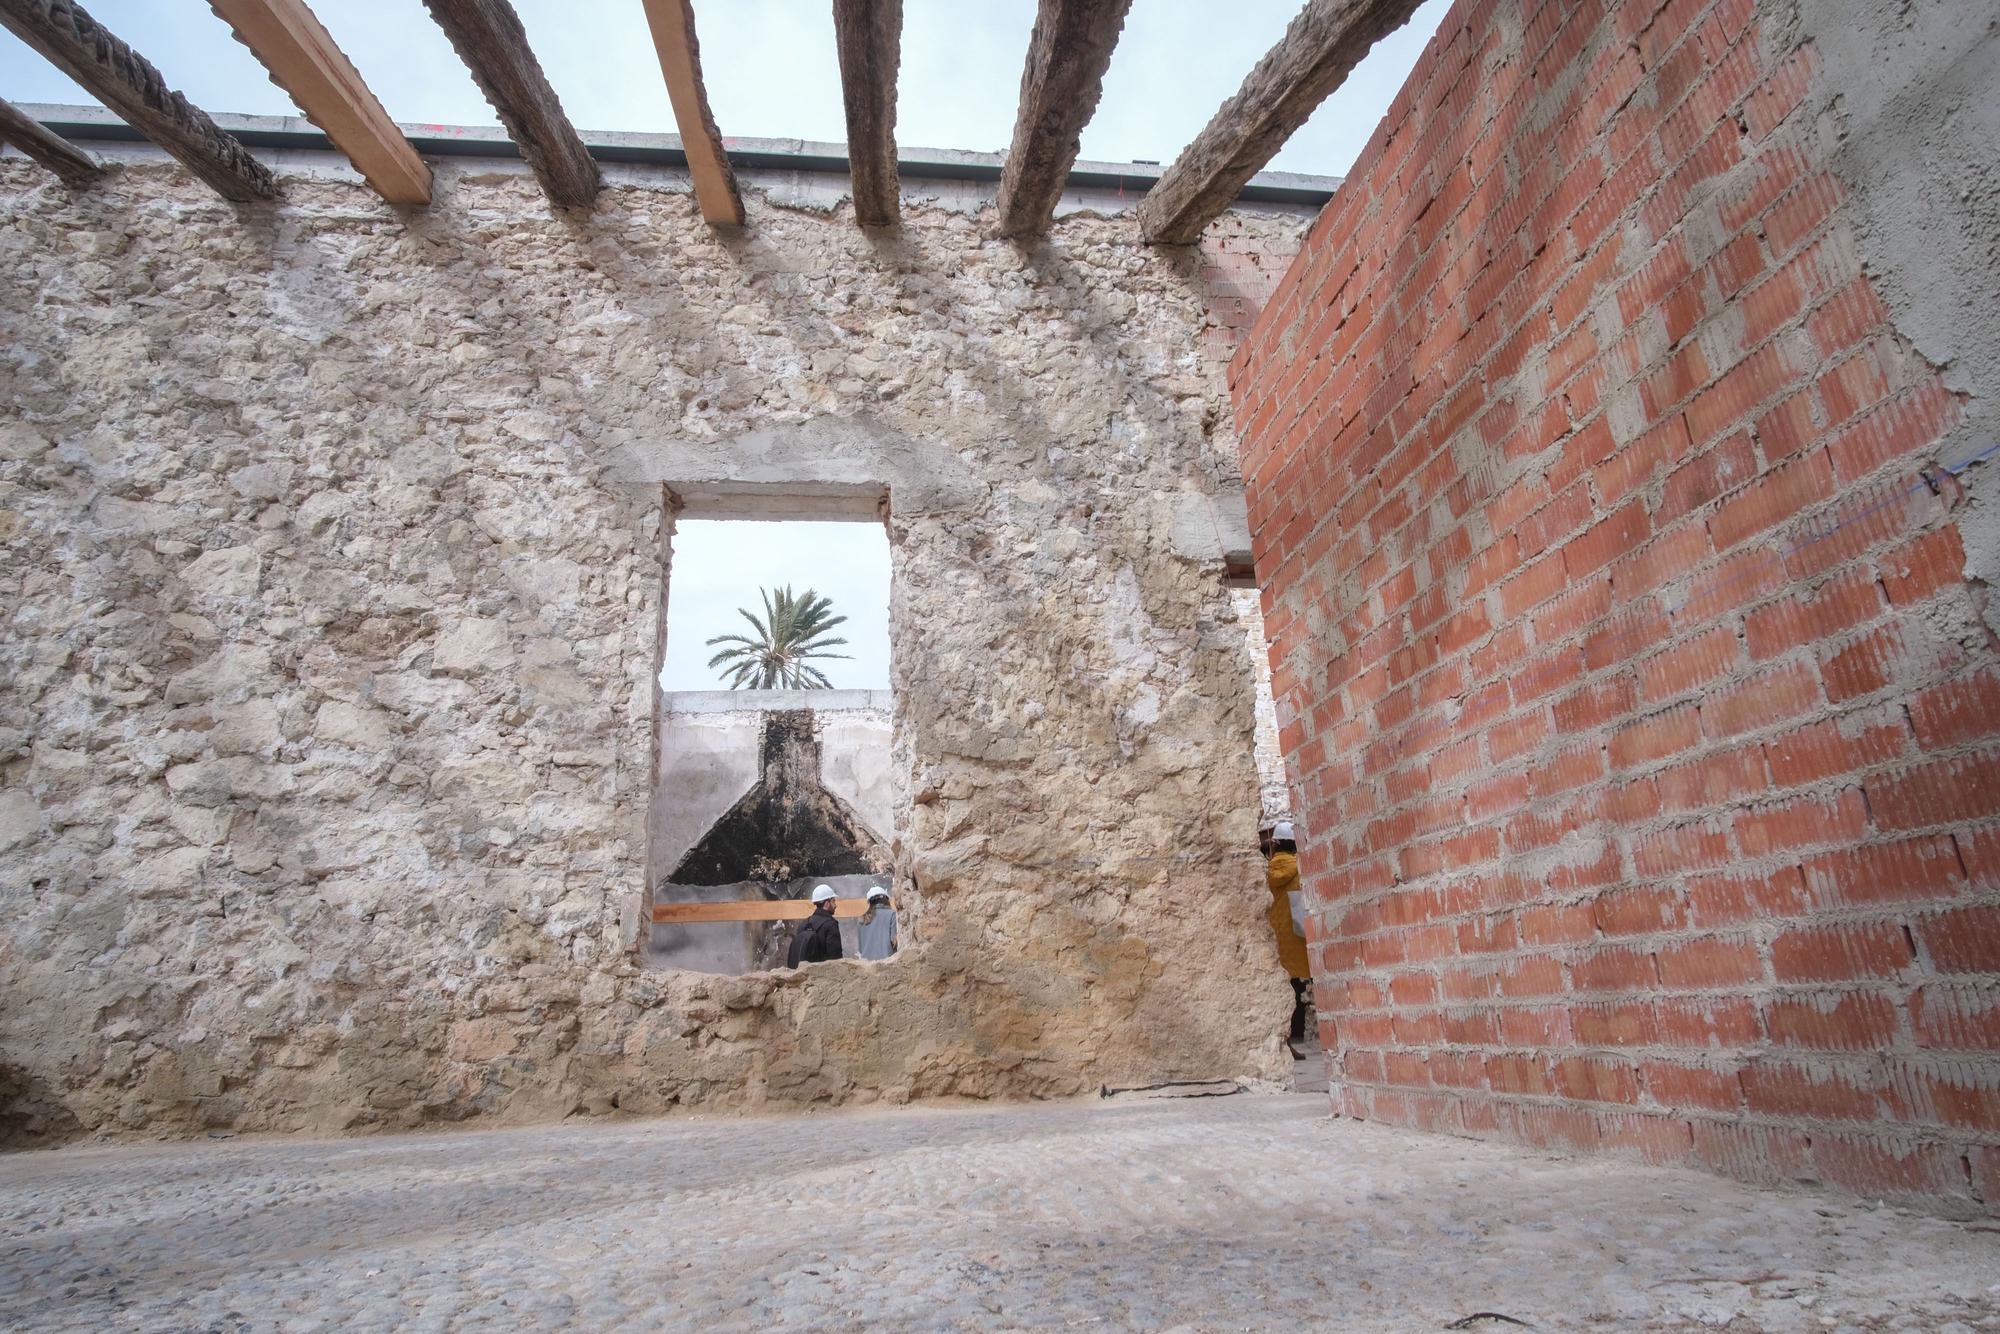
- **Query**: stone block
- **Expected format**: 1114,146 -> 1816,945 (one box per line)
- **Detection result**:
0,790 -> 41,852
432,618 -> 512,675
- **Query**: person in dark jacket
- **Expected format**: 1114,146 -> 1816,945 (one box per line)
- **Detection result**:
786,884 -> 844,967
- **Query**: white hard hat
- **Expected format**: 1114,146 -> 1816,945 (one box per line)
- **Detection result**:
866,886 -> 890,902
810,884 -> 837,904
1272,821 -> 1295,841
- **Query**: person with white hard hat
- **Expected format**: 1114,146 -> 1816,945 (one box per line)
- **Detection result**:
855,885 -> 897,961
1263,821 -> 1312,1050
786,884 -> 844,967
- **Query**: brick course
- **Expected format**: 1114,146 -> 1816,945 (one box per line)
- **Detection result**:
1229,0 -> 1998,1207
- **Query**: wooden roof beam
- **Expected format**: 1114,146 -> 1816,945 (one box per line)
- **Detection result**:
639,0 -> 742,226
1138,0 -> 1426,244
832,0 -> 901,228
209,0 -> 430,205
421,0 -> 599,209
0,0 -> 274,200
994,0 -> 1132,239
0,93 -> 101,186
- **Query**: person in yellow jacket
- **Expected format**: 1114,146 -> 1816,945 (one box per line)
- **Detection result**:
1264,821 -> 1312,1048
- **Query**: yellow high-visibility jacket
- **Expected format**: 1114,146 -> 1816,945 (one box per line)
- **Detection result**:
1265,851 -> 1311,980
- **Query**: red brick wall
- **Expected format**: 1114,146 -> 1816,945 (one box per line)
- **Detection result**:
1229,0 -> 2000,1206
1199,214 -> 1313,372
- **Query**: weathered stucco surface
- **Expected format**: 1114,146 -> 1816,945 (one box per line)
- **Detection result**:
0,159 -> 1306,1140
1790,0 -> 2000,626
1233,588 -> 1294,829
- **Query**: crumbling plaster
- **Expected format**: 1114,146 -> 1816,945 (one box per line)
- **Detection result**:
0,159 -> 1307,1139
1788,0 -> 2000,629
1233,589 -> 1293,829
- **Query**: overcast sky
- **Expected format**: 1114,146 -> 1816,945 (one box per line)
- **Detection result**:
0,0 -> 1448,177
661,521 -> 892,692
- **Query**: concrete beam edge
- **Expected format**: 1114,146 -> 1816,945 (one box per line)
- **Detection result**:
16,102 -> 1342,204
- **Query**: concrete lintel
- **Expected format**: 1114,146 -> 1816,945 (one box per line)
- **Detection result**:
1166,488 -> 1256,569
668,481 -> 886,522
612,415 -> 978,518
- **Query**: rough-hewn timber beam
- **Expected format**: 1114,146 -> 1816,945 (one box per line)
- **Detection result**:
994,0 -> 1133,239
209,0 -> 431,205
0,93 -> 100,186
0,0 -> 273,200
832,0 -> 900,228
420,0 -> 599,209
1138,0 -> 1425,244
639,0 -> 742,225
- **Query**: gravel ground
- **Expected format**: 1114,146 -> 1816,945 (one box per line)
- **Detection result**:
1,1094 -> 1996,1331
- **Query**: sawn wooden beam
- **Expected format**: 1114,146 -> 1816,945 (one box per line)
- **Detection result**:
653,899 -> 872,924
639,0 -> 743,226
209,0 -> 431,205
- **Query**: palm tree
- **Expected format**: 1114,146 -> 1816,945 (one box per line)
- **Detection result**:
705,585 -> 851,689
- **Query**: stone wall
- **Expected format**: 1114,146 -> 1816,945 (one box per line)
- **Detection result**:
0,153 -> 1310,1140
1231,0 -> 2000,1208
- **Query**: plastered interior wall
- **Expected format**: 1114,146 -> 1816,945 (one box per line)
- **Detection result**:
1232,0 -> 2000,1208
650,690 -> 896,878
0,156 -> 1310,1141
1234,587 -> 1295,828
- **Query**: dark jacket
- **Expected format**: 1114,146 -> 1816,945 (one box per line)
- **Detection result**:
787,906 -> 843,967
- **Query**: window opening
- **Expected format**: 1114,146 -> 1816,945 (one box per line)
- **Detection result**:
647,514 -> 898,974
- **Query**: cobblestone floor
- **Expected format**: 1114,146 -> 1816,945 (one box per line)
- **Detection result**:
2,1094 -> 1996,1331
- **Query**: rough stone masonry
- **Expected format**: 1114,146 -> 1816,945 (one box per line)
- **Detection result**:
1232,0 -> 2000,1209
0,148 -> 1312,1140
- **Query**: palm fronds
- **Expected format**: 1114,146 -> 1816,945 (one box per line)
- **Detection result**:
704,585 -> 851,689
